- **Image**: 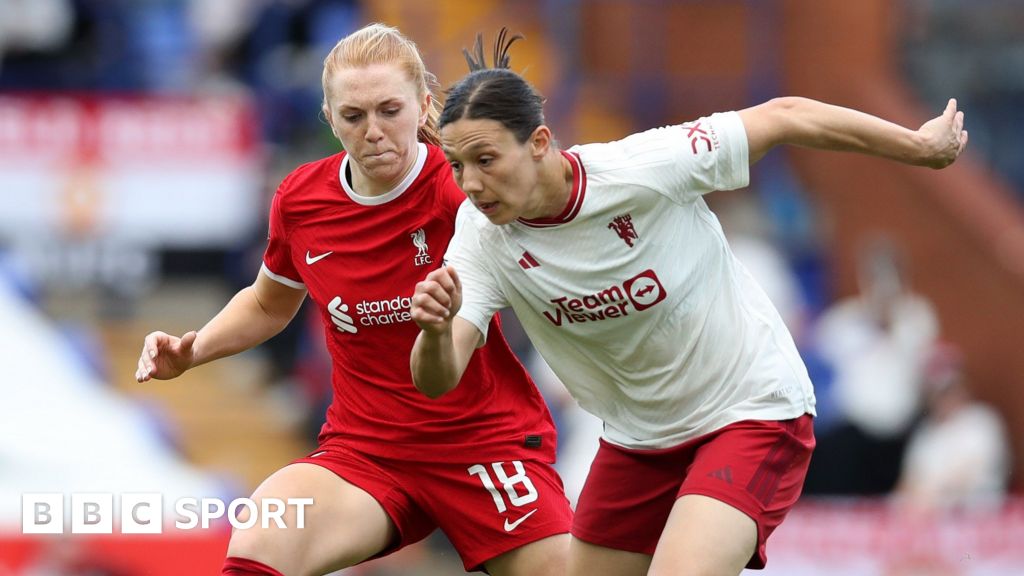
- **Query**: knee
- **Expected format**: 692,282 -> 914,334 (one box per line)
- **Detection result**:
647,559 -> 748,576
225,501 -> 310,575
226,524 -> 291,572
486,534 -> 570,576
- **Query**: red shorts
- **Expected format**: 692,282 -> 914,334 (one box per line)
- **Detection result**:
293,442 -> 572,571
572,415 -> 814,569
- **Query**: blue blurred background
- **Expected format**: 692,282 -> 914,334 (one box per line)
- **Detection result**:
1,1 -> 1022,574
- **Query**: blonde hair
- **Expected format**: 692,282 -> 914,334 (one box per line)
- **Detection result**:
321,23 -> 441,146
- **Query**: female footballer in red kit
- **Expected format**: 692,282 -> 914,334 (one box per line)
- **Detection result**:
135,24 -> 571,576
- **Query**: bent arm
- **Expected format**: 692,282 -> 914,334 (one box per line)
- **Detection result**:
410,317 -> 482,399
738,96 -> 967,168
138,270 -> 306,382
191,271 -> 307,367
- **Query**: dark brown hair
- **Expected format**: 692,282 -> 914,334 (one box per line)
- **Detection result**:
440,28 -> 546,144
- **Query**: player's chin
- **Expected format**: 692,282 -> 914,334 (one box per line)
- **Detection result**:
482,208 -> 516,226
357,157 -> 402,179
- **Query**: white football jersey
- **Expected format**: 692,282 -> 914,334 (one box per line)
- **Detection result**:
447,112 -> 816,449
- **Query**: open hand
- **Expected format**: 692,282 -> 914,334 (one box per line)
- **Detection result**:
135,330 -> 197,382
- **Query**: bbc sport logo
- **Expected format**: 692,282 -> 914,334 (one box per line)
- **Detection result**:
22,493 -> 313,534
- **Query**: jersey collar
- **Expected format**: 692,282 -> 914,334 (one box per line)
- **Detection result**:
517,150 -> 586,228
339,143 -> 428,206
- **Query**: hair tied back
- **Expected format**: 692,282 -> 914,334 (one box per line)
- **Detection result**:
462,27 -> 524,72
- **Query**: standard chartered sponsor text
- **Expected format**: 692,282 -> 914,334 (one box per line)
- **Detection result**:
356,295 -> 413,326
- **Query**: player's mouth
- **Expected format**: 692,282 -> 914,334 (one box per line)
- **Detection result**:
476,200 -> 500,215
364,150 -> 395,162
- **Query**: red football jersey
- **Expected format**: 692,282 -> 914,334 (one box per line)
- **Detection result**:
263,144 -> 557,463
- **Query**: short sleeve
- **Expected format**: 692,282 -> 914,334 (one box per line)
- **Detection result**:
261,189 -> 305,289
668,111 -> 750,200
444,202 -> 508,342
575,111 -> 749,204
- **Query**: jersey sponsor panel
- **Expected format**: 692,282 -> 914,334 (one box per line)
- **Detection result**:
327,294 -> 415,334
542,269 -> 667,326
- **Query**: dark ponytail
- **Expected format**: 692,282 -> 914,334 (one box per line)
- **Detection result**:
440,28 -> 546,144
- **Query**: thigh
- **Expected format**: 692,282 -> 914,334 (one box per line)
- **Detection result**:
486,534 -> 571,576
227,463 -> 396,576
566,537 -> 651,576
648,494 -> 755,576
571,439 -> 690,556
411,458 -> 573,573
677,414 -> 815,569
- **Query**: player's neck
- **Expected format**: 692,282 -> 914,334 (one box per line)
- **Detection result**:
534,150 -> 574,218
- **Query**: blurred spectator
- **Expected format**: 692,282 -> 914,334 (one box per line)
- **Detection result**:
0,0 -> 135,90
0,0 -> 73,63
804,236 -> 939,494
896,343 -> 1011,513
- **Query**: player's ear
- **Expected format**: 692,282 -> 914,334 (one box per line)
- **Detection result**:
322,103 -> 341,139
419,92 -> 431,128
529,125 -> 552,159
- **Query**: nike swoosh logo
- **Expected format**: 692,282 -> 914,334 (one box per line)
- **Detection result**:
503,508 -> 537,532
305,251 -> 333,265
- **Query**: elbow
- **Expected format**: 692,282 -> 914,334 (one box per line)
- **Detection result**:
759,96 -> 835,150
764,97 -> 814,137
767,96 -> 814,114
410,362 -> 456,399
421,387 -> 450,400
414,379 -> 455,400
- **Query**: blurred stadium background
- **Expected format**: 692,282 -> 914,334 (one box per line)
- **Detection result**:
1,0 -> 1023,574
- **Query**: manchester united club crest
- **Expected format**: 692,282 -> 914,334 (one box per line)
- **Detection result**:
608,214 -> 638,247
411,228 -> 433,266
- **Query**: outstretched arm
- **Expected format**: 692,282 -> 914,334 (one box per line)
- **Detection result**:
738,97 -> 968,168
135,271 -> 306,382
410,266 -> 483,398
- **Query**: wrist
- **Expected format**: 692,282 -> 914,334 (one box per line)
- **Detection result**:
910,130 -> 933,166
421,321 -> 454,339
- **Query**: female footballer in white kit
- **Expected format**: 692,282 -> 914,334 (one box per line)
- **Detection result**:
410,31 -> 968,576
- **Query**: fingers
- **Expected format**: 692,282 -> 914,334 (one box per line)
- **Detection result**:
448,266 -> 463,296
425,266 -> 459,296
142,331 -> 164,361
136,331 -> 165,382
413,268 -> 460,326
136,356 -> 150,383
136,330 -> 194,382
925,99 -> 966,168
955,107 -> 966,154
412,279 -> 454,322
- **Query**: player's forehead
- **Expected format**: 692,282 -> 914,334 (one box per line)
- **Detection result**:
326,63 -> 418,109
440,117 -> 516,156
